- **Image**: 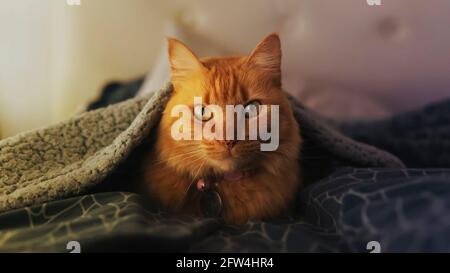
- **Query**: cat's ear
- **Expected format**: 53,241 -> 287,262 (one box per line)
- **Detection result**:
247,33 -> 282,81
167,38 -> 205,80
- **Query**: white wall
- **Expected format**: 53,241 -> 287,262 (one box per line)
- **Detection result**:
2,0 -> 450,137
0,0 -> 174,138
0,1 -> 55,137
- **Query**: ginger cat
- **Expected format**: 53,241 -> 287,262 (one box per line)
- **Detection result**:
142,33 -> 301,225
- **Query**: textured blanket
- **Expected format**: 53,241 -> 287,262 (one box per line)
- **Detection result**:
0,82 -> 421,253
0,84 -> 403,213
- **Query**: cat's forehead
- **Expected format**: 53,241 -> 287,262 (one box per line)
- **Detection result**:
201,62 -> 249,105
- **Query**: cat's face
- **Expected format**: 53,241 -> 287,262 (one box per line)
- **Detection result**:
162,35 -> 294,177
159,33 -> 295,179
151,34 -> 300,222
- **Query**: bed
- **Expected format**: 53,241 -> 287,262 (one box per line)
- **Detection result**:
0,80 -> 449,253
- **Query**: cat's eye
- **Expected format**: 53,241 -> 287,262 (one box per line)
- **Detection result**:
194,105 -> 213,121
244,101 -> 261,118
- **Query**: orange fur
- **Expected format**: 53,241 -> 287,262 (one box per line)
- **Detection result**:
141,33 -> 301,225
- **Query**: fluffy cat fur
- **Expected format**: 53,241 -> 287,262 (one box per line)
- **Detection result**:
141,33 -> 301,225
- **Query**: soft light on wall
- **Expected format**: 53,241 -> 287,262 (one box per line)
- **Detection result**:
0,0 -> 173,138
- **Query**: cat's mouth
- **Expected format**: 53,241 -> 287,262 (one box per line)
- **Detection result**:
217,168 -> 256,183
204,150 -> 259,181
209,152 -> 258,173
222,171 -> 244,181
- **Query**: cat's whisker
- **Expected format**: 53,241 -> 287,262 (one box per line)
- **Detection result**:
149,154 -> 200,169
150,149 -> 201,165
154,143 -> 198,153
193,156 -> 207,181
153,150 -> 198,163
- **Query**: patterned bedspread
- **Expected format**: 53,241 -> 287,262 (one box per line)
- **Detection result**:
1,168 -> 450,253
1,86 -> 449,252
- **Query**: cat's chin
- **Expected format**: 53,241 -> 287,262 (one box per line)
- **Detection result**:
210,158 -> 257,179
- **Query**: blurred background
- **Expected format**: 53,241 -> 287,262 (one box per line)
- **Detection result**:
1,0 -> 450,138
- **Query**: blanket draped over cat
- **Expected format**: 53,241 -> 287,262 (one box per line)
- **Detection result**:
0,83 -> 403,213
